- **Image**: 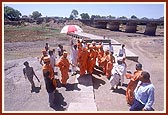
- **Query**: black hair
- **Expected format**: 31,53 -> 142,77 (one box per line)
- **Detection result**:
136,63 -> 142,70
49,50 -> 53,55
23,61 -> 29,66
74,44 -> 77,49
141,71 -> 150,80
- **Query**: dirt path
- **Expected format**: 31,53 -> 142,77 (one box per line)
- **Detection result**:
130,37 -> 164,111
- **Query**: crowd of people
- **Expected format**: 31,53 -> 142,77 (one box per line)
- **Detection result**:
23,38 -> 155,111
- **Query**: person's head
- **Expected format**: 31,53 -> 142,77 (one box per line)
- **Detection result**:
92,41 -> 96,46
87,43 -> 91,48
98,42 -> 102,45
42,49 -> 47,55
43,57 -> 50,64
74,44 -> 77,50
82,47 -> 87,52
58,44 -> 61,47
58,44 -> 63,48
139,71 -> 151,82
77,39 -> 80,43
105,50 -> 110,55
45,43 -> 49,50
23,61 -> 29,67
63,51 -> 68,58
136,63 -> 142,70
89,45 -> 93,50
83,40 -> 86,44
122,44 -> 125,48
99,45 -> 104,51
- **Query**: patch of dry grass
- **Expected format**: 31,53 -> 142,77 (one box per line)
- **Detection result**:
4,25 -> 69,43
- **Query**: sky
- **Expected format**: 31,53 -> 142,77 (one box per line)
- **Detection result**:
3,2 -> 165,19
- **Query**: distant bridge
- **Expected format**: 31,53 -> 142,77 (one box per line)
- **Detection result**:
80,18 -> 164,36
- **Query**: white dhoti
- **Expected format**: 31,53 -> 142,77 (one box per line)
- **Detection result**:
110,63 -> 126,88
110,73 -> 120,87
71,58 -> 78,74
70,46 -> 78,74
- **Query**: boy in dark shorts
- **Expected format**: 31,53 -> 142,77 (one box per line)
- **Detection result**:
23,61 -> 40,92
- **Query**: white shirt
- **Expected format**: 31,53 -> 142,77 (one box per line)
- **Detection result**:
134,81 -> 155,110
49,55 -> 55,69
119,48 -> 126,57
112,63 -> 126,76
70,46 -> 78,65
109,44 -> 113,53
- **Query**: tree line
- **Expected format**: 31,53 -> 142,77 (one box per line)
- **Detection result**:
4,6 -> 164,21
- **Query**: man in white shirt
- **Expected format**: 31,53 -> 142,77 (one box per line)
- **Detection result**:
130,71 -> 155,111
109,42 -> 114,54
49,50 -> 55,71
110,57 -> 126,90
70,44 -> 78,76
118,44 -> 126,63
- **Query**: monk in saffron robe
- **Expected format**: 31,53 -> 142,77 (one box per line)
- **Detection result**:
40,49 -> 48,66
106,51 -> 116,79
126,63 -> 143,105
87,45 -> 98,74
43,57 -> 54,79
105,50 -> 113,79
78,47 -> 89,76
42,57 -> 56,107
86,43 -> 91,50
56,51 -> 70,85
42,57 -> 56,88
77,39 -> 82,49
100,50 -> 109,75
97,45 -> 104,67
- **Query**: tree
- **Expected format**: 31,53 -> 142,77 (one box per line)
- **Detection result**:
69,14 -> 74,20
80,13 -> 90,19
32,11 -> 42,20
141,17 -> 149,20
131,15 -> 138,19
159,16 -> 164,20
118,16 -> 128,20
4,6 -> 22,21
69,9 -> 78,20
107,15 -> 116,19
22,15 -> 28,18
91,15 -> 101,20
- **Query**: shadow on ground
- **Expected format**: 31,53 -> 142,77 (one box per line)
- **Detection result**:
65,83 -> 81,91
112,88 -> 126,95
50,90 -> 67,111
92,76 -> 106,89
